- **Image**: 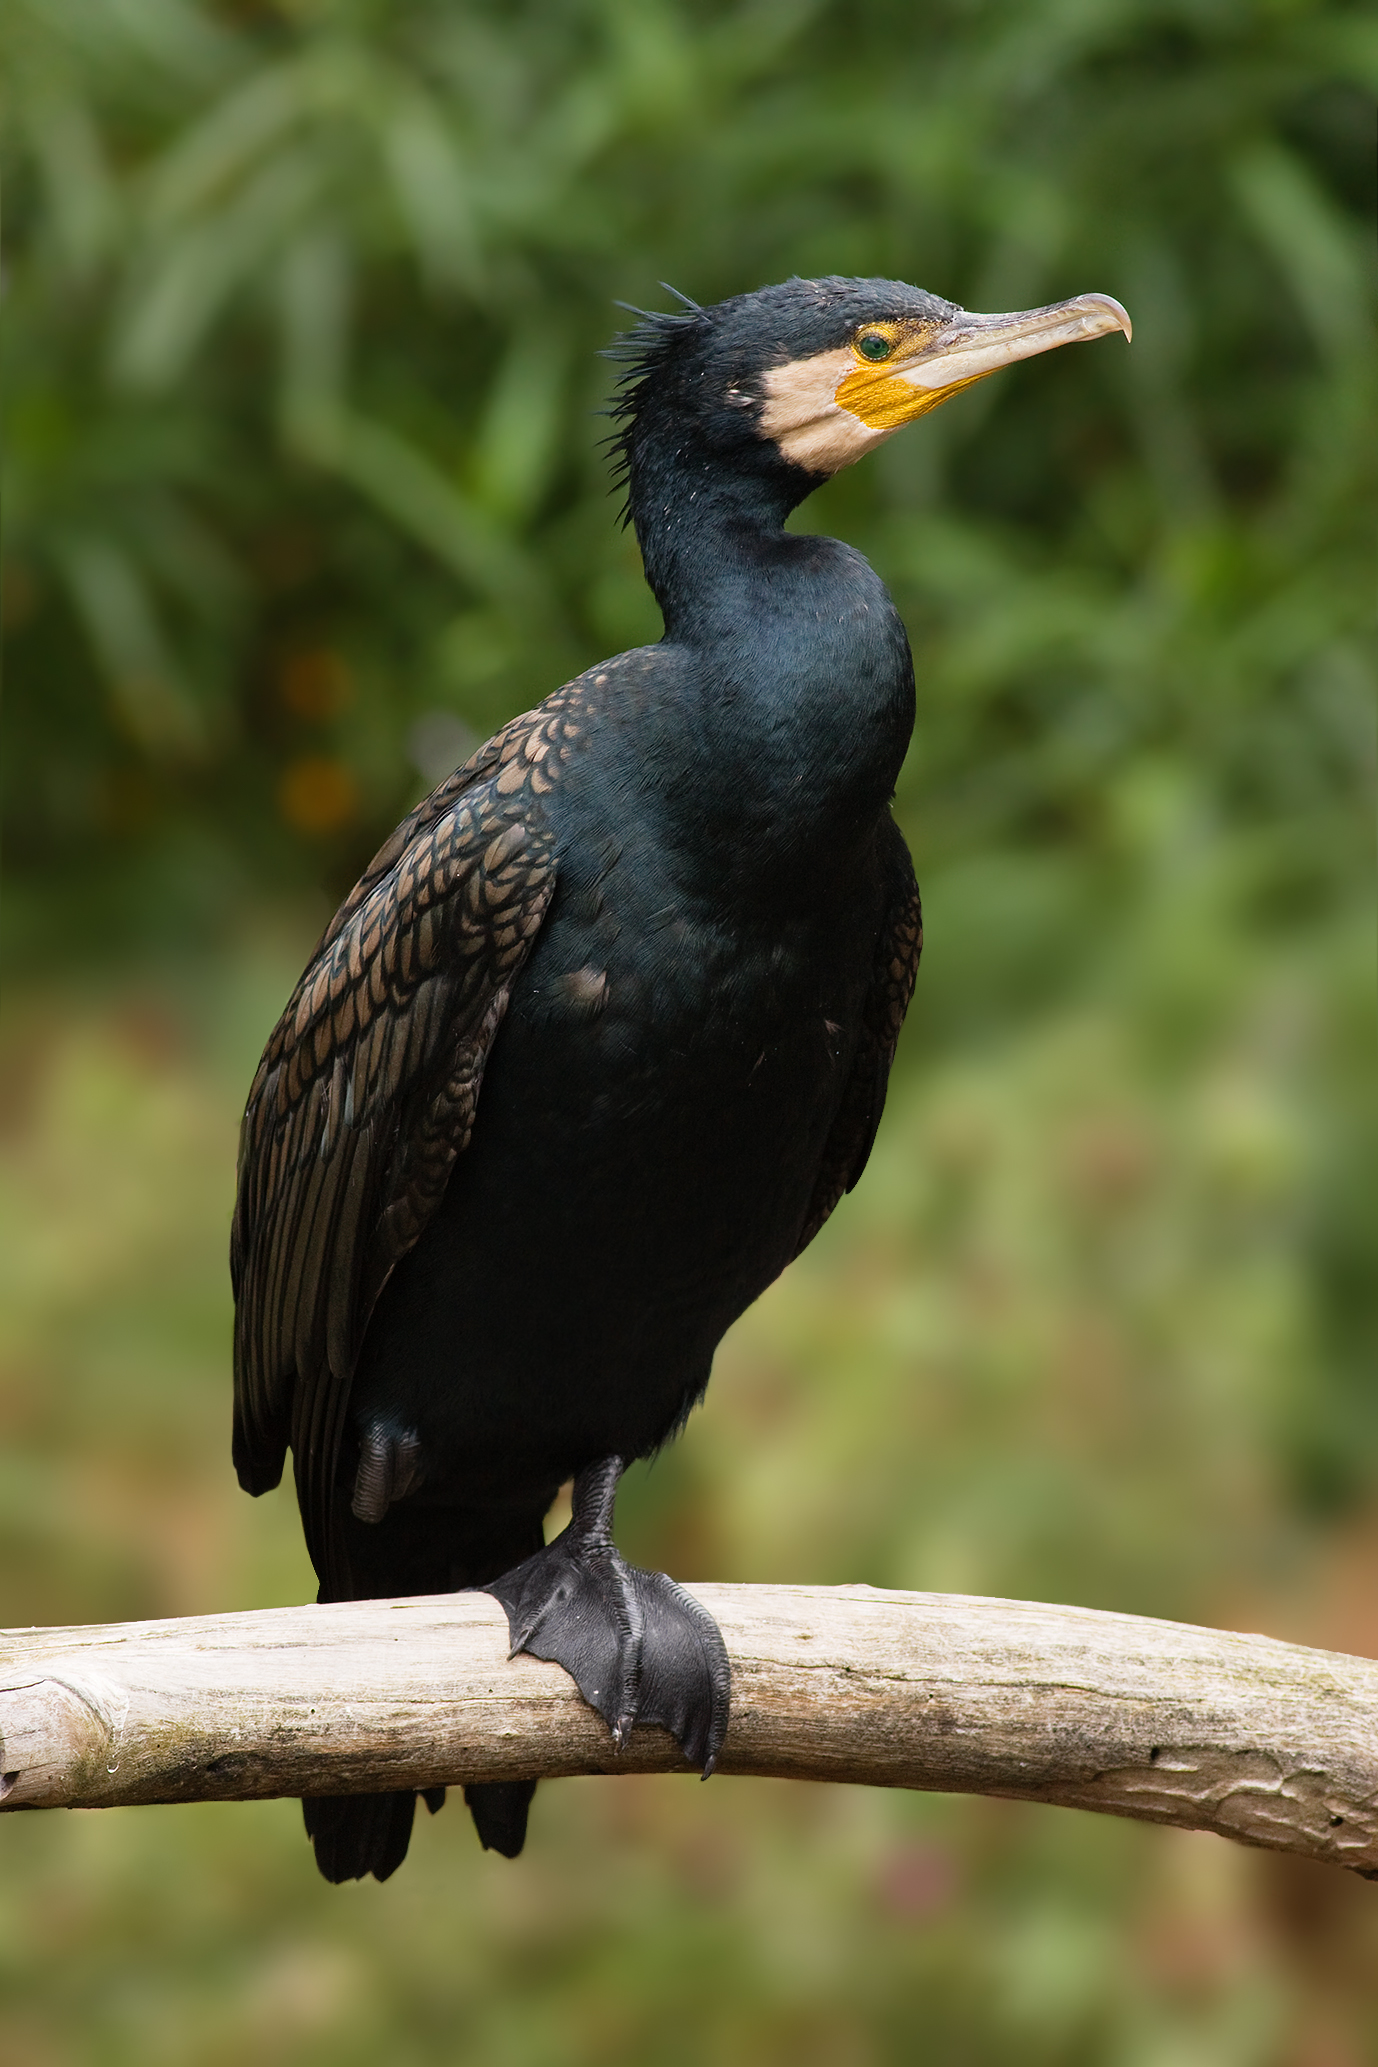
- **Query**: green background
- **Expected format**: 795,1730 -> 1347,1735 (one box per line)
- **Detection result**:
2,0 -> 1374,2059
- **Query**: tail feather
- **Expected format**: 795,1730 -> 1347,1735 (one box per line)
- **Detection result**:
304,1789 -> 418,1884
464,1780 -> 537,1858
301,1496 -> 551,1881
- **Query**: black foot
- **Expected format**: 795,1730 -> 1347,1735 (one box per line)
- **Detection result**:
483,1457 -> 730,1774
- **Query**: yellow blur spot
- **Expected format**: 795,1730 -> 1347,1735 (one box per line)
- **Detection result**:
1,560 -> 39,629
99,768 -> 157,836
278,755 -> 358,834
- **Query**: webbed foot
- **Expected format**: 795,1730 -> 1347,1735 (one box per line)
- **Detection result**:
484,1456 -> 730,1773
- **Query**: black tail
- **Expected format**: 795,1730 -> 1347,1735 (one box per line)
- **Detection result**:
464,1779 -> 538,1858
303,1491 -> 552,1881
303,1779 -> 537,1881
304,1787 -> 429,1884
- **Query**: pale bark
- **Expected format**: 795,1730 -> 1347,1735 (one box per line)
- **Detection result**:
2,1585 -> 1374,1875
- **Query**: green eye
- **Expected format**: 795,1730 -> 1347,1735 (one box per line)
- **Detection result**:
857,332 -> 893,362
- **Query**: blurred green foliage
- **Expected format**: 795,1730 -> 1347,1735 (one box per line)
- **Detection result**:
1,0 -> 1375,2060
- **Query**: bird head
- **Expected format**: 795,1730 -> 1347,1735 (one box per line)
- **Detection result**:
609,275 -> 1130,500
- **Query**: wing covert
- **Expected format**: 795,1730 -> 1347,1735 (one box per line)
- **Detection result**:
230,736 -> 561,1582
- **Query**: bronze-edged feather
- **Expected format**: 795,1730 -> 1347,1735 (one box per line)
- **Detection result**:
230,713 -> 566,1587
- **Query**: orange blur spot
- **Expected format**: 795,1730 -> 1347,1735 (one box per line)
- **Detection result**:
279,648 -> 353,720
278,755 -> 359,834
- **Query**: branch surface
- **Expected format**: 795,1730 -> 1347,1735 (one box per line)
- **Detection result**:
2,1585 -> 1374,1875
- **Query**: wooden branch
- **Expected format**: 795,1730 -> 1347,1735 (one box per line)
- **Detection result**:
2,1585 -> 1374,1876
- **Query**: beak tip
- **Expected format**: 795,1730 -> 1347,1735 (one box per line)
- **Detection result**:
1084,292 -> 1132,344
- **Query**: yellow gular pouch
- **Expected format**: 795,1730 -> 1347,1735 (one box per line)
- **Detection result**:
835,362 -> 983,430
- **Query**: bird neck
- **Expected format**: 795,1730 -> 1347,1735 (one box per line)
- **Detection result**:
623,429 -> 916,900
627,428 -> 809,640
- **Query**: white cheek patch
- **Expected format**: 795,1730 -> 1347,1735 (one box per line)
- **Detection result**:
758,349 -> 894,476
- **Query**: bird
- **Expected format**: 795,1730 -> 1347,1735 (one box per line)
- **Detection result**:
231,274 -> 1131,1883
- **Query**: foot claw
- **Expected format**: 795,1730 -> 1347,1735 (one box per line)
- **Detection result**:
484,1533 -> 730,1774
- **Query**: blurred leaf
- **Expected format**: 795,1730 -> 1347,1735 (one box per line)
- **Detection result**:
53,533 -> 206,756
1231,141 -> 1371,364
470,328 -> 570,521
380,84 -> 483,293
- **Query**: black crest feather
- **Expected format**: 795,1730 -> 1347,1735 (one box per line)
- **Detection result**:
601,290 -> 711,523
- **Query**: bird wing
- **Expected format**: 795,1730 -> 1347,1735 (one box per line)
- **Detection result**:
230,703 -> 570,1579
793,818 -> 922,1258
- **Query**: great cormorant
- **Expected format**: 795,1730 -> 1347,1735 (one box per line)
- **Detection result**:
231,275 -> 1131,1881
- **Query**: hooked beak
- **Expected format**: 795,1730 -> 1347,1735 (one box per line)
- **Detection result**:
836,292 -> 1132,429
902,293 -> 1131,388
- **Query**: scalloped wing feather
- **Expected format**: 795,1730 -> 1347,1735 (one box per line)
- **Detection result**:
230,708 -> 571,1584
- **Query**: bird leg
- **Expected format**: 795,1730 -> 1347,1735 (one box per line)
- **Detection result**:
350,1421 -> 424,1523
483,1455 -> 731,1774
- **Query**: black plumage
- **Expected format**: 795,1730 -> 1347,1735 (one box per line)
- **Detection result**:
232,274 -> 1129,1881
